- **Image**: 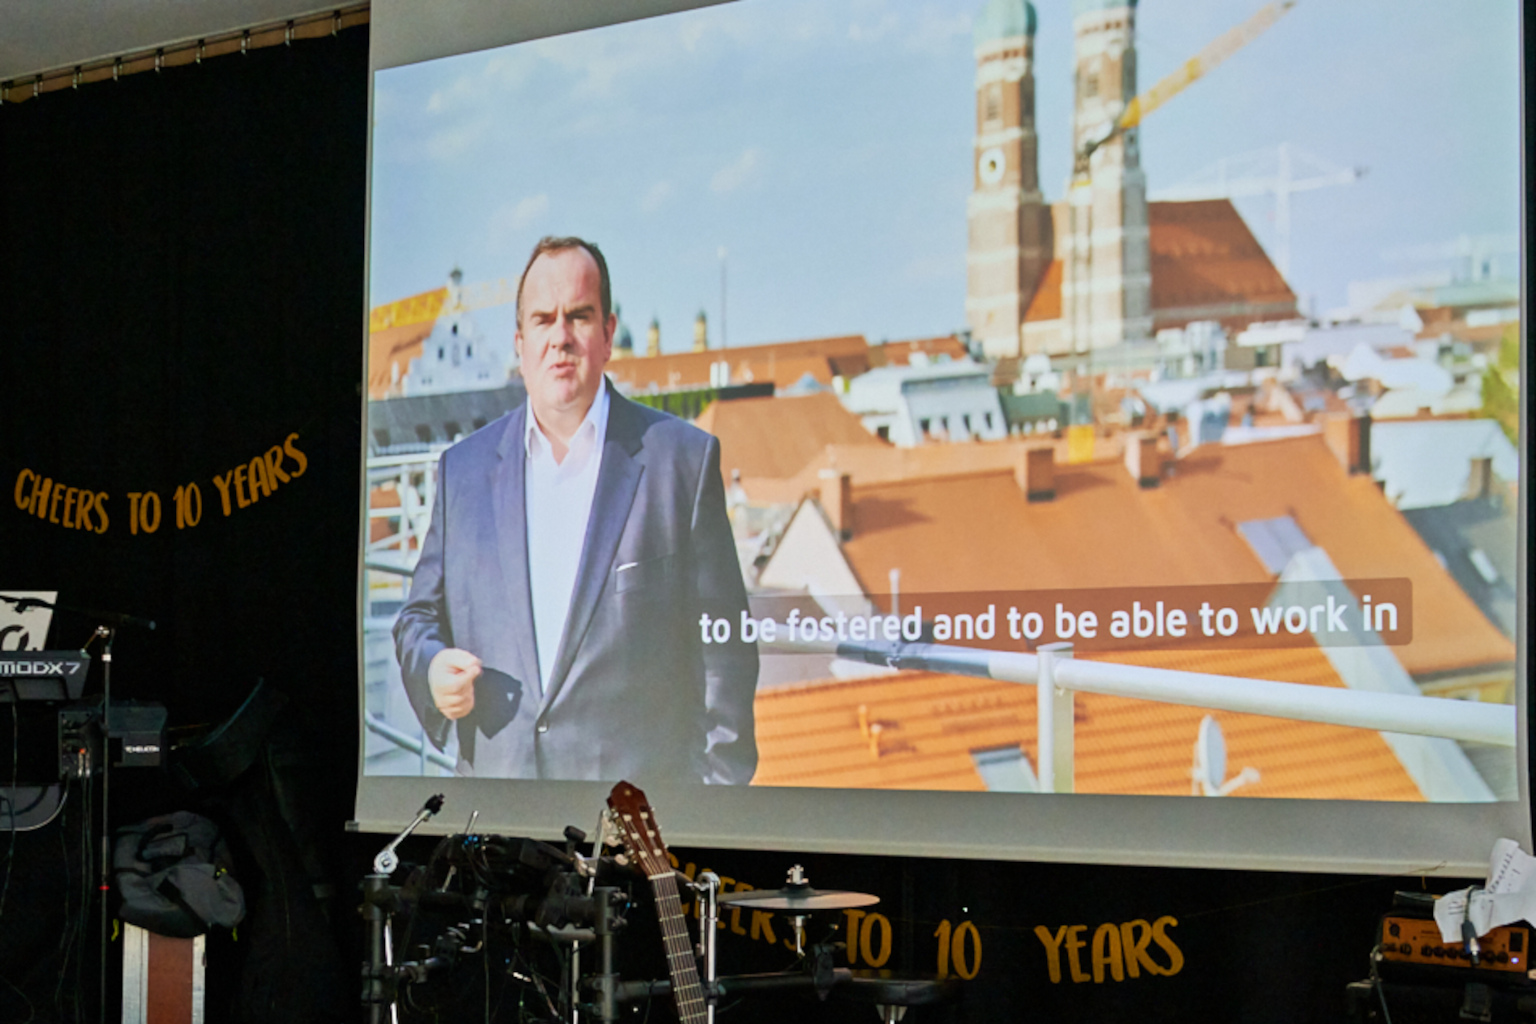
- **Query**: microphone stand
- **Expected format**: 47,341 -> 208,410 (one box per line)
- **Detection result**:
363,795 -> 444,1024
0,593 -> 157,634
0,594 -> 154,1024
97,624 -> 113,1024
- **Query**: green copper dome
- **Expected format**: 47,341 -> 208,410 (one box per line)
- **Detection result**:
974,0 -> 1036,46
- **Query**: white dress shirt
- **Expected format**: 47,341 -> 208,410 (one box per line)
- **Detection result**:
524,385 -> 610,696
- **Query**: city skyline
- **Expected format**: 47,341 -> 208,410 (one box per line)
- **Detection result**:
368,0 -> 1520,355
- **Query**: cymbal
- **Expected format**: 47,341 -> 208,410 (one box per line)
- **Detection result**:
718,886 -> 879,912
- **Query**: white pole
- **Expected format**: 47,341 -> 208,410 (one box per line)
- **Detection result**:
1037,643 -> 1075,793
1275,141 -> 1292,282
718,246 -> 728,349
761,637 -> 1515,747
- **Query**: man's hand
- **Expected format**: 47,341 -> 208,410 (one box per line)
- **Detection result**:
428,647 -> 482,720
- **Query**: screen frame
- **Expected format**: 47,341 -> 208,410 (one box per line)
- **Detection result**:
356,0 -> 1531,876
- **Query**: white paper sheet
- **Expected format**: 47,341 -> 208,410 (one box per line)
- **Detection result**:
1434,838 -> 1536,943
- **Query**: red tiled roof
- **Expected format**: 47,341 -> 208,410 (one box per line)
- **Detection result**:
753,648 -> 1424,799
695,392 -> 886,482
1148,199 -> 1297,323
729,435 -> 1089,506
606,335 -> 869,393
367,321 -> 435,400
1022,201 -> 1298,332
872,335 -> 972,366
823,435 -> 1511,679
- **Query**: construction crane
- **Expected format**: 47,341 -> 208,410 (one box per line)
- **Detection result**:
1062,0 -> 1297,373
1074,0 -> 1296,177
370,269 -> 517,333
1151,142 -> 1365,280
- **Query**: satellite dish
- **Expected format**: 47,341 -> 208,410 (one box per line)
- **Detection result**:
1193,715 -> 1227,796
1192,716 -> 1260,797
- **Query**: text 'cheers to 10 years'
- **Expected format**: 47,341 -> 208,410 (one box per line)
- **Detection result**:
12,433 -> 307,536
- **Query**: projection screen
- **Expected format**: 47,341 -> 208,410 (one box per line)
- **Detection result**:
355,0 -> 1528,873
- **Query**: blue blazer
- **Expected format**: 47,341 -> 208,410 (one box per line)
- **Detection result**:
393,384 -> 759,783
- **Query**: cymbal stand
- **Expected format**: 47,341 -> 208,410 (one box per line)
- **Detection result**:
693,872 -> 721,1024
573,809 -> 617,1024
362,795 -> 443,1024
785,865 -> 808,958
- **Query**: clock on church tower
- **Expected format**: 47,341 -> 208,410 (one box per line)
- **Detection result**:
965,0 -> 1051,359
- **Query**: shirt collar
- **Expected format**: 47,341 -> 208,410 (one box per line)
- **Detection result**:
525,379 -> 610,462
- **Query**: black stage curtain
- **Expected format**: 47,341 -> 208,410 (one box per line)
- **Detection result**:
0,28 -> 367,1023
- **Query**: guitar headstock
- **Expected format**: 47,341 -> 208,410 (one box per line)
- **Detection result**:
607,780 -> 672,880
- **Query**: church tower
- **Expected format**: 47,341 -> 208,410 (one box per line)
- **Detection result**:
1060,0 -> 1152,354
965,0 -> 1050,359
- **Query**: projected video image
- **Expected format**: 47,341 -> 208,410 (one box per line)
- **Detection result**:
362,0 -> 1521,801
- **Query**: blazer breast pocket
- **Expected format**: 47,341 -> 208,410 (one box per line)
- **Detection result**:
613,554 -> 674,594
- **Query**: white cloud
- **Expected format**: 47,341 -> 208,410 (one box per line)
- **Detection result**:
425,80 -> 471,115
846,3 -> 969,53
508,194 -> 551,229
414,116 -> 493,163
678,18 -> 710,53
527,22 -> 688,100
424,50 -> 538,117
848,12 -> 901,43
486,194 -> 551,251
904,253 -> 963,283
905,9 -> 971,54
380,0 -> 851,168
641,180 -> 675,213
710,148 -> 763,194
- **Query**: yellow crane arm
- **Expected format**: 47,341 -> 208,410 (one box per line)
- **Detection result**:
370,288 -> 447,333
1077,1 -> 1295,171
369,278 -> 518,333
1120,0 -> 1294,129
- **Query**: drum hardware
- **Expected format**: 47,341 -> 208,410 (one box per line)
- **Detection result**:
358,790 -> 954,1023
719,863 -> 880,956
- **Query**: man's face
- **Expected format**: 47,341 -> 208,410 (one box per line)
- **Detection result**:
515,247 -> 616,425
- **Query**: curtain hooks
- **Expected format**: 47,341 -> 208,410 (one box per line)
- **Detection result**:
241,29 -> 251,55
195,40 -> 205,64
154,48 -> 164,74
285,20 -> 295,46
332,10 -> 341,36
113,57 -> 122,82
73,66 -> 82,89
32,77 -> 40,99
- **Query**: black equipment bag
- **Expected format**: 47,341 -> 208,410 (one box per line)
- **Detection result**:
114,811 -> 246,938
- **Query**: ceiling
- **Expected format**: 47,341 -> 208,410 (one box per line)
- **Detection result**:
0,0 -> 341,82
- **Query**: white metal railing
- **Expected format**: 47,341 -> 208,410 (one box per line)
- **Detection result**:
762,636 -> 1516,794
363,451 -> 445,773
364,711 -> 456,772
365,450 -> 441,575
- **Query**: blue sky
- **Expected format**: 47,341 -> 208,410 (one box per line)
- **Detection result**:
368,0 -> 1521,354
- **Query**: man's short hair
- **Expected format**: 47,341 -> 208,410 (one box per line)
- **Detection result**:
515,236 -> 613,326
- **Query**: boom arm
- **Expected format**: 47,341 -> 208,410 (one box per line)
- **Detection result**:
1076,1 -> 1295,174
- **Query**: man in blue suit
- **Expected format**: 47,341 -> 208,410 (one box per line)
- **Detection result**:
393,236 -> 758,783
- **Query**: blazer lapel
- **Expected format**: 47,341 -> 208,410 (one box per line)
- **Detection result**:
493,405 -> 543,696
540,390 -> 643,710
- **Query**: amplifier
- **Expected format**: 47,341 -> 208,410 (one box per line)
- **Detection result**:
1378,914 -> 1529,975
1377,891 -> 1534,984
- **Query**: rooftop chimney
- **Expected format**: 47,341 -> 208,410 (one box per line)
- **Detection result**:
1124,432 -> 1160,489
1015,444 -> 1055,502
646,317 -> 661,358
694,310 -> 709,352
1465,456 -> 1494,501
819,469 -> 853,541
1322,413 -> 1371,475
